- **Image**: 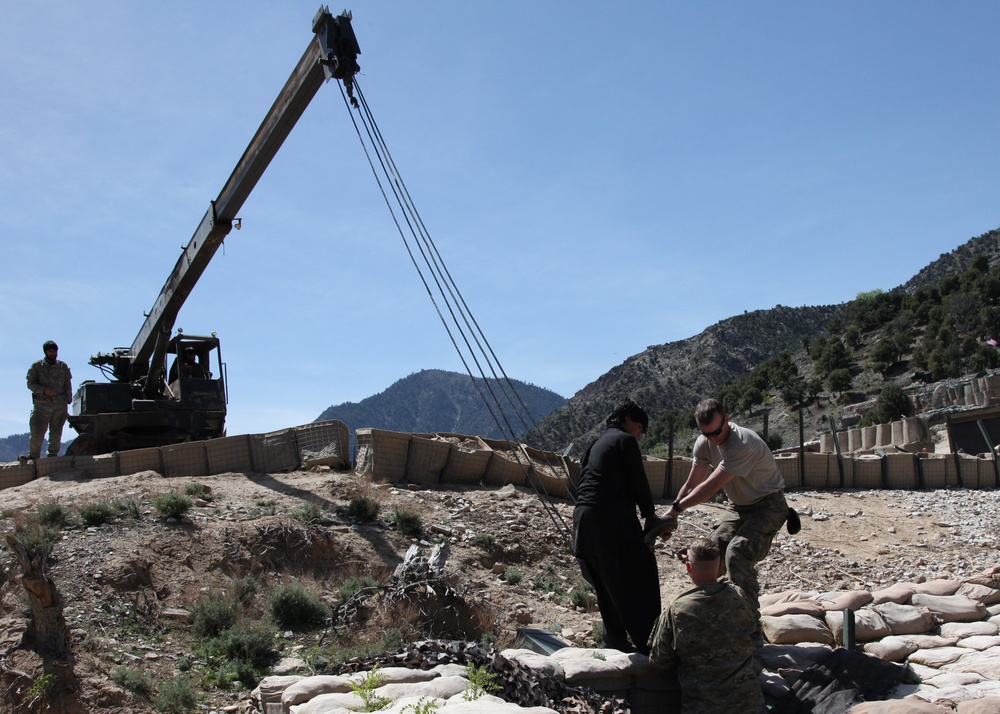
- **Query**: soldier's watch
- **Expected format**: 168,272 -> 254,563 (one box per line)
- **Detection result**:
672,499 -> 684,512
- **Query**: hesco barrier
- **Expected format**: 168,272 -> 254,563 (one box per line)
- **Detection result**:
0,419 -> 351,487
5,419 -> 999,495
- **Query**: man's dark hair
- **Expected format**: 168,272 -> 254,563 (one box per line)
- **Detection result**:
43,340 -> 58,352
606,398 -> 649,432
694,398 -> 725,426
687,537 -> 720,562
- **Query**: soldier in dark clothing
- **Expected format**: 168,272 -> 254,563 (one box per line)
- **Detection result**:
24,340 -> 73,460
573,398 -> 664,654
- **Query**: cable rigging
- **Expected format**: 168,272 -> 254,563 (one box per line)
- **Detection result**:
335,78 -> 576,549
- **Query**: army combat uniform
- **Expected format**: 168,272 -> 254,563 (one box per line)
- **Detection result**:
648,579 -> 765,714
26,357 -> 73,459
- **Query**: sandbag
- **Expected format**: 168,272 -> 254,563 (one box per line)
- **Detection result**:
282,676 -> 353,707
825,609 -> 891,644
761,599 -> 828,618
760,590 -> 820,608
952,650 -> 1000,680
904,634 -> 959,649
911,578 -> 963,597
761,614 -> 835,645
910,593 -> 987,623
940,621 -> 999,638
862,635 -> 918,662
819,590 -> 875,612
872,583 -> 916,605
956,582 -> 1000,606
849,697 -> 952,713
907,646 -> 967,668
957,635 -> 1000,651
956,695 -> 1000,714
872,602 -> 937,635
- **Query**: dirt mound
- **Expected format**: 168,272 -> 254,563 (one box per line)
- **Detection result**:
0,468 -> 998,712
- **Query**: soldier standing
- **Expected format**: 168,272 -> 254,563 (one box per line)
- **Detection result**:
23,340 -> 73,460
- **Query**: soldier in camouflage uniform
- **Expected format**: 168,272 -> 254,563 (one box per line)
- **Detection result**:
648,538 -> 765,714
24,340 -> 73,460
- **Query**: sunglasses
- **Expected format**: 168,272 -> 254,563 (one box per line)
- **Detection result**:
699,419 -> 726,438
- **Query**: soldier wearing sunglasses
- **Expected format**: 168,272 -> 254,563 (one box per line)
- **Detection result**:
665,398 -> 788,646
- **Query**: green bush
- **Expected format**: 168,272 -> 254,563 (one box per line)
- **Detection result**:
570,584 -> 597,610
111,497 -> 142,519
190,593 -> 238,638
472,532 -> 494,548
79,501 -> 115,526
111,666 -> 153,696
12,518 -> 60,549
182,482 -> 212,501
36,501 -> 70,527
213,620 -> 276,668
230,575 -> 259,605
290,502 -> 323,524
152,674 -> 196,713
348,495 -> 380,522
390,508 -> 423,536
503,567 -> 524,585
153,491 -> 193,519
338,574 -> 379,602
269,582 -> 328,631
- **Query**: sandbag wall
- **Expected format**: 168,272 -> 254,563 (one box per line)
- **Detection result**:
756,567 -> 1000,705
909,372 -> 1000,412
355,428 -> 580,499
819,415 -> 933,455
772,450 -> 1000,490
0,420 -> 351,489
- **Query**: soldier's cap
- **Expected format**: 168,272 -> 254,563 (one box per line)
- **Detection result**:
43,340 -> 58,352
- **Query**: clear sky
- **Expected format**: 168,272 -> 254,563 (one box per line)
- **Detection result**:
2,1 -> 998,441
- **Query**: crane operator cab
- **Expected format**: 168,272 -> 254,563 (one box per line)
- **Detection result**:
164,335 -> 223,406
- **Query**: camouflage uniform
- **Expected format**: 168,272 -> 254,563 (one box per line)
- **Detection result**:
26,357 -> 73,458
692,421 -> 787,623
648,579 -> 765,714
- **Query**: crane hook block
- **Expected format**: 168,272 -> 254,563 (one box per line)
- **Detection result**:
314,6 -> 361,82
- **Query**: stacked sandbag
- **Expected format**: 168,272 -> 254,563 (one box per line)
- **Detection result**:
759,567 -> 1000,708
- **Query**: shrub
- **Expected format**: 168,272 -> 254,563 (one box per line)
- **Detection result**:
231,575 -> 259,605
348,495 -> 379,522
290,502 -> 323,524
269,582 -> 328,631
390,508 -> 423,536
79,501 -> 115,526
472,532 -> 494,548
111,666 -> 153,696
36,501 -> 70,527
11,517 -> 60,549
464,662 -> 500,700
112,497 -> 142,519
182,482 -> 213,501
191,593 -> 238,638
346,666 -> 392,712
503,567 -> 524,585
338,574 -> 379,602
570,584 -> 597,610
152,674 -> 196,713
213,620 -> 276,668
152,491 -> 193,519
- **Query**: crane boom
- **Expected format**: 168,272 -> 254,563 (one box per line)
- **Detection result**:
70,6 -> 360,454
129,7 -> 360,385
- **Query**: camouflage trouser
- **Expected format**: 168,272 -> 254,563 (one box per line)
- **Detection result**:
29,399 -> 68,458
710,490 -> 788,623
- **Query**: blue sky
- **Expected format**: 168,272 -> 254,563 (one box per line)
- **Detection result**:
2,1 -> 998,441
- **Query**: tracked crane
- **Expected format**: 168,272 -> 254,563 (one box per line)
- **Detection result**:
67,7 -> 360,455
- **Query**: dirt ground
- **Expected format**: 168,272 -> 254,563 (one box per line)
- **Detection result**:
0,467 -> 997,712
